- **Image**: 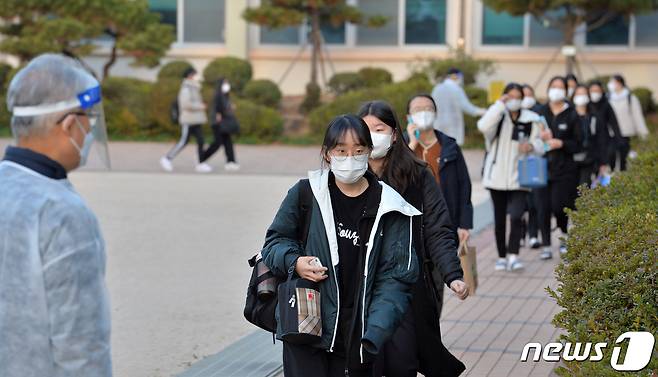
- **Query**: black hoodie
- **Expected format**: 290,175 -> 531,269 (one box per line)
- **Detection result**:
538,103 -> 583,181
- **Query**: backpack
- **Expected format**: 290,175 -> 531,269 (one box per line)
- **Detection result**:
243,179 -> 313,334
169,99 -> 179,124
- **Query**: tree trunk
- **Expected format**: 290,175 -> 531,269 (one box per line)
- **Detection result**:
309,8 -> 321,87
103,40 -> 118,81
563,20 -> 577,75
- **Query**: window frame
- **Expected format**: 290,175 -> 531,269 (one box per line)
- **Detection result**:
170,0 -> 226,47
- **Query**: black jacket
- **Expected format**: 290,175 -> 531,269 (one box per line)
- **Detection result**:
589,99 -> 622,166
435,131 -> 473,230
399,167 -> 466,376
538,104 -> 583,181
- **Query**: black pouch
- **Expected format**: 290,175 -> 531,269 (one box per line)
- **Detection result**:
278,277 -> 322,344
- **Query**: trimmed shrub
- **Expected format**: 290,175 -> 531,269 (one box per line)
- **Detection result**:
0,94 -> 10,136
463,86 -> 489,148
358,67 -> 393,88
157,60 -> 194,81
548,150 -> 658,377
0,62 -> 12,90
308,76 -> 431,137
243,79 -> 282,108
631,87 -> 656,115
300,82 -> 321,114
102,77 -> 154,137
149,78 -> 182,137
233,98 -> 284,142
203,56 -> 252,93
327,72 -> 363,95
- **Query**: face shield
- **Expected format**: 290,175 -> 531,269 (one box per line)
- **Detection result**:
11,85 -> 111,169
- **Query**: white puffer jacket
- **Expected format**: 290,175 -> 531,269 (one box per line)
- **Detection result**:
178,79 -> 207,125
478,101 -> 544,191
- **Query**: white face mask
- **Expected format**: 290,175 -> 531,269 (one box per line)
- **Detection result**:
548,88 -> 566,103
505,99 -> 522,112
411,111 -> 436,130
521,97 -> 536,109
222,82 -> 231,93
590,92 -> 603,103
330,155 -> 369,184
573,94 -> 589,107
567,87 -> 575,98
607,81 -> 618,93
69,117 -> 94,167
369,132 -> 393,159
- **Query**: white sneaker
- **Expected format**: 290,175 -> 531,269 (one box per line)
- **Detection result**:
495,258 -> 507,271
529,237 -> 541,249
225,162 -> 241,171
195,163 -> 213,173
540,247 -> 553,260
160,157 -> 173,172
507,255 -> 524,271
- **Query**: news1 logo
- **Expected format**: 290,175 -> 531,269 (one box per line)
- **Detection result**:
521,331 -> 655,371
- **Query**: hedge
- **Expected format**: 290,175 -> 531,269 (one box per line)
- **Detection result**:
243,79 -> 282,108
357,67 -> 393,88
202,56 -> 252,93
327,72 -> 363,95
548,146 -> 658,376
102,77 -> 154,137
233,98 -> 284,143
631,87 -> 656,115
308,77 -> 432,138
157,60 -> 194,81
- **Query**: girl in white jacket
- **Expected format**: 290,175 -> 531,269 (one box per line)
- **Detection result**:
607,74 -> 649,171
478,83 -> 544,272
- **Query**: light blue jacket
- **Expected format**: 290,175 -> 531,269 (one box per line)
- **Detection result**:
0,161 -> 112,377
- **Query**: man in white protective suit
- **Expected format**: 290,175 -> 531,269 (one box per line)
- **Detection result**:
0,53 -> 112,377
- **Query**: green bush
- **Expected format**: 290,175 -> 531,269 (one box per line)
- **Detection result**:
463,86 -> 489,149
300,82 -> 322,114
202,56 -> 252,93
0,62 -> 13,90
0,94 -> 10,136
423,48 -> 495,85
327,72 -> 363,95
308,76 -> 432,138
233,98 -> 284,143
358,67 -> 393,88
548,150 -> 658,377
243,79 -> 282,108
631,87 -> 656,115
102,77 -> 154,137
157,60 -> 194,81
149,78 -> 182,137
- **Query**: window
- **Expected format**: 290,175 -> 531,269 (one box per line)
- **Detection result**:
261,26 -> 299,45
149,0 -> 177,33
635,11 -> 658,47
529,12 -> 564,47
320,21 -> 346,44
357,0 -> 399,45
405,0 -> 446,44
586,14 -> 629,45
183,0 -> 225,43
482,6 -> 523,45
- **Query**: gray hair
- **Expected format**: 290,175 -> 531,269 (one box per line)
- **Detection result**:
6,53 -> 98,139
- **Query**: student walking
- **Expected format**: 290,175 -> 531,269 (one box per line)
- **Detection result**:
200,77 -> 240,171
477,83 -> 544,271
521,84 -> 544,249
537,76 -> 583,258
588,80 -> 622,170
572,85 -> 606,186
260,115 -> 420,377
358,100 -> 468,377
431,68 -> 486,146
160,67 -> 210,173
606,74 -> 649,171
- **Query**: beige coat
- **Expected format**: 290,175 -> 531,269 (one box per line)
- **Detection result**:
178,79 -> 207,125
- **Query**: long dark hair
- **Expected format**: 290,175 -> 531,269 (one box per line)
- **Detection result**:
321,114 -> 373,167
503,82 -> 524,98
357,100 -> 426,193
547,76 -> 568,91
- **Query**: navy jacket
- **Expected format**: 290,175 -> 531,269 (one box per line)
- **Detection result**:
435,131 -> 474,230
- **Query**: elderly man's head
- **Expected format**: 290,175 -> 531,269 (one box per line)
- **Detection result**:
6,54 -> 100,171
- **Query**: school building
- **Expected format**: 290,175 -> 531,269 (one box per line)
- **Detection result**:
86,0 -> 658,98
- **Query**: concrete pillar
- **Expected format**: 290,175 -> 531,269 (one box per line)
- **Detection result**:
225,0 -> 249,59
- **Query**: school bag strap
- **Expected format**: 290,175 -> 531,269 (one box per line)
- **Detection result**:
297,178 -> 313,249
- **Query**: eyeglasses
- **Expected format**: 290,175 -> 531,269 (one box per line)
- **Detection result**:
329,149 -> 370,162
56,110 -> 99,128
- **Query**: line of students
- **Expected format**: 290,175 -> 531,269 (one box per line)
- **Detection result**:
261,94 -> 475,376
479,73 -> 649,269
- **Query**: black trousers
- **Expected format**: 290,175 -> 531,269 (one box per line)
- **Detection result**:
166,124 -> 204,162
531,187 -> 552,247
283,342 -> 370,377
578,163 -> 596,187
201,124 -> 235,163
547,176 -> 578,234
527,193 -> 538,240
490,190 -> 527,258
618,136 -> 631,171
